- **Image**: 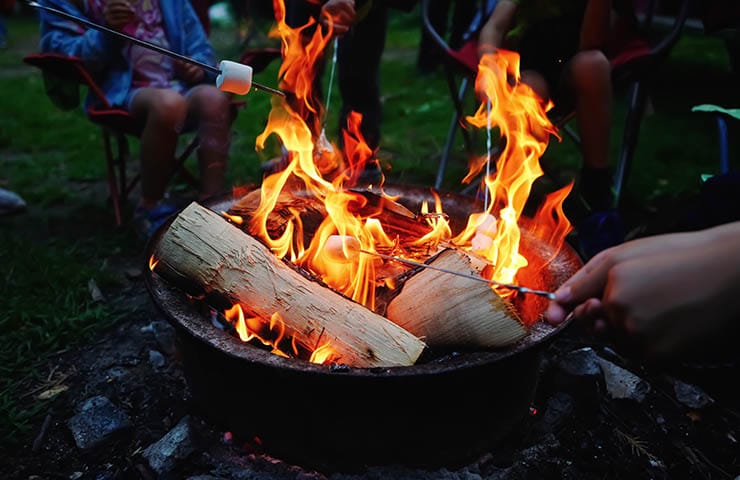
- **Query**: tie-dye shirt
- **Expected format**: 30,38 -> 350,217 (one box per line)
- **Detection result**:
86,0 -> 181,92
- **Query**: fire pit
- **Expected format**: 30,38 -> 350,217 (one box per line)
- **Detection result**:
144,184 -> 581,471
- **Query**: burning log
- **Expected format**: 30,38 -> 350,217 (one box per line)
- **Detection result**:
152,202 -> 426,368
228,187 -> 432,241
385,248 -> 527,349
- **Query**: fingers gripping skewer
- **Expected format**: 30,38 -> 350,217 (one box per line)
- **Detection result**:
27,0 -> 285,97
324,235 -> 556,300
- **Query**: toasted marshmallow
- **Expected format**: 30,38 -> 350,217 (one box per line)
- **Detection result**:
216,60 -> 253,95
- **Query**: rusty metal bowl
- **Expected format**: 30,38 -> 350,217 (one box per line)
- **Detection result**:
144,184 -> 582,472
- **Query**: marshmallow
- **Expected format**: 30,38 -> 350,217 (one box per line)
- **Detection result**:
324,235 -> 361,263
471,213 -> 497,252
216,60 -> 253,95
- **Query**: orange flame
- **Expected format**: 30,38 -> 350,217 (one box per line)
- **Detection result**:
148,255 -> 159,271
222,3 -> 572,363
247,0 -> 404,309
223,303 -> 335,363
451,50 -> 561,284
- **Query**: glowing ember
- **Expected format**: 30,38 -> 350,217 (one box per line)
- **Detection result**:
148,255 -> 159,271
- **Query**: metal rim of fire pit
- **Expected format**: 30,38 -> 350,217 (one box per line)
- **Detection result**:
144,184 -> 580,377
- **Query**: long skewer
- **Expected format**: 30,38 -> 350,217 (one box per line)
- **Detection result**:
27,0 -> 285,97
359,249 -> 556,300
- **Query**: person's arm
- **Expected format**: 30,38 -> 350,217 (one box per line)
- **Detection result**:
545,221 -> 740,357
39,0 -> 119,66
477,0 -> 518,59
180,0 -> 216,84
579,0 -> 612,50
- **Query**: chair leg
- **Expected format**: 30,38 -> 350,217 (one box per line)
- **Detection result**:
174,136 -> 201,189
102,128 -> 123,227
436,74 -> 473,190
613,80 -> 648,208
436,111 -> 460,189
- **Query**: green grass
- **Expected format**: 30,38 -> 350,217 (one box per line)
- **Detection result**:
1,6 -> 738,450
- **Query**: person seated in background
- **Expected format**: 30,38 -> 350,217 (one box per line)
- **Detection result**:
416,0 -> 477,76
39,0 -> 234,238
477,0 -> 624,258
544,220 -> 740,361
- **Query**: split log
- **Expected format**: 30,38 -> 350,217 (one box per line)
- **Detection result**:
385,248 -> 527,349
153,202 -> 426,368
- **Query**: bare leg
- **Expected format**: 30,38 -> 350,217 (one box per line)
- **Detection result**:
567,50 -> 612,170
521,69 -> 550,104
186,85 -> 232,199
130,88 -> 187,209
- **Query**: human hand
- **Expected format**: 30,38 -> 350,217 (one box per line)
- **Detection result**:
175,61 -> 205,84
545,223 -> 740,358
321,0 -> 355,36
103,0 -> 134,30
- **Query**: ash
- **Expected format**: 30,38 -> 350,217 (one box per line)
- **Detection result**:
3,275 -> 739,480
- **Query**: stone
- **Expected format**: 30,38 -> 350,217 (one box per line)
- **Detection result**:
535,392 -> 575,435
67,396 -> 131,451
597,358 -> 650,402
674,380 -> 714,409
557,347 -> 601,377
148,349 -> 166,369
143,416 -> 197,474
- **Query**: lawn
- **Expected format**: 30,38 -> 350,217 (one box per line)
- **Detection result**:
1,2 -> 738,451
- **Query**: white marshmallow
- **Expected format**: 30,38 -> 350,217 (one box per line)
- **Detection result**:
476,213 -> 498,237
471,213 -> 497,252
216,60 -> 253,95
324,235 -> 361,263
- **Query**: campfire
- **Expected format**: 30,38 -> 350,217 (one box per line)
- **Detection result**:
147,0 -> 575,371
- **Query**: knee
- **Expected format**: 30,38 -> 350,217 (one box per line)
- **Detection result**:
194,86 -> 233,124
146,90 -> 187,131
521,70 -> 550,104
569,50 -> 611,93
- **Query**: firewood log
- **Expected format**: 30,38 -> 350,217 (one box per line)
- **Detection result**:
385,248 -> 526,349
153,202 -> 426,368
228,187 -> 431,241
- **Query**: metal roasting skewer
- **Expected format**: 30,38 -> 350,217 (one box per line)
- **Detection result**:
27,0 -> 285,97
358,249 -> 556,300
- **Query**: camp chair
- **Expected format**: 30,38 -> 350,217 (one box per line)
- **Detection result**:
421,0 -> 691,208
23,47 -> 281,227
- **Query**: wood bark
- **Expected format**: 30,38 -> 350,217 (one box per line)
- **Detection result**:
385,248 -> 527,349
153,202 -> 426,368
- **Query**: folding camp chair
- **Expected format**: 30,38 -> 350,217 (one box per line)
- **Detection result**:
421,0 -> 691,208
23,47 -> 281,227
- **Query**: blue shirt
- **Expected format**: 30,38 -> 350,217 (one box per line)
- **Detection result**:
39,0 -> 217,109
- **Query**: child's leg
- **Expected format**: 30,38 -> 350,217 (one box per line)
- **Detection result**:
566,50 -> 613,210
520,70 -> 550,105
568,50 -> 612,171
186,85 -> 232,199
129,87 -> 188,209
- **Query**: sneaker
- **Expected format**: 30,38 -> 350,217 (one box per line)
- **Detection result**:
576,209 -> 626,260
0,188 -> 27,216
133,202 -> 180,240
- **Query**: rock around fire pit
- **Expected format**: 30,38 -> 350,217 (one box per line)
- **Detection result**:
144,184 -> 583,471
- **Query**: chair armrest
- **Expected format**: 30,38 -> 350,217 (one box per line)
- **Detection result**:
23,52 -> 112,109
